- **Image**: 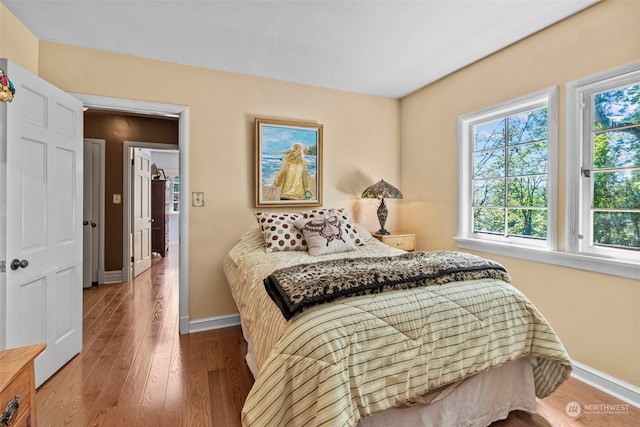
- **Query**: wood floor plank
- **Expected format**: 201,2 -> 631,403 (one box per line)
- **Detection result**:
36,244 -> 640,427
209,369 -> 238,426
100,278 -> 166,426
187,354 -> 213,427
82,284 -> 129,346
159,328 -> 189,427
38,285 -> 134,426
84,290 -> 153,425
136,262 -> 180,427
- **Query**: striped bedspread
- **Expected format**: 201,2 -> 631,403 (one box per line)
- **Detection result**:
223,227 -> 572,427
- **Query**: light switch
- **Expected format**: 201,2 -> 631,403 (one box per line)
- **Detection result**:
113,194 -> 121,204
192,192 -> 204,207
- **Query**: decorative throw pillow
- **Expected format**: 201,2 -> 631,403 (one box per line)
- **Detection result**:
254,212 -> 307,253
294,217 -> 356,256
303,208 -> 364,246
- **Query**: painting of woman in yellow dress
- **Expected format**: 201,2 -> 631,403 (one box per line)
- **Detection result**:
273,143 -> 312,200
256,118 -> 322,207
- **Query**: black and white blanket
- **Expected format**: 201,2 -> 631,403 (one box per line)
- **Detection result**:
264,250 -> 511,320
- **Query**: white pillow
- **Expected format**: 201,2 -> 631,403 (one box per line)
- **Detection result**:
294,216 -> 356,256
302,208 -> 364,246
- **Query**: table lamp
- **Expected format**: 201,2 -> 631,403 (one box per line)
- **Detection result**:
361,179 -> 403,235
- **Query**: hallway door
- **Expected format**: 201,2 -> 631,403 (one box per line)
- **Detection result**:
2,58 -> 83,387
132,148 -> 152,277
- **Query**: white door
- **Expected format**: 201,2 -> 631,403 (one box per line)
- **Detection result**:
2,59 -> 83,387
132,148 -> 152,277
83,139 -> 104,288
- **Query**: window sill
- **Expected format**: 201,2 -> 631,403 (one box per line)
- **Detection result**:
454,237 -> 639,281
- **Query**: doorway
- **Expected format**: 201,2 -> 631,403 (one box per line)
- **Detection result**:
125,143 -> 179,279
75,93 -> 190,334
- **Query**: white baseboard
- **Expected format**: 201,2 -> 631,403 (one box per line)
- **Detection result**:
188,313 -> 241,333
179,315 -> 190,335
571,360 -> 640,409
102,270 -> 124,284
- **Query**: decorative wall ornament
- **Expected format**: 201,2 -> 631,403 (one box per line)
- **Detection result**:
0,68 -> 15,102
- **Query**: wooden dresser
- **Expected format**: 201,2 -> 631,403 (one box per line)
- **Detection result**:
151,179 -> 169,257
0,344 -> 46,427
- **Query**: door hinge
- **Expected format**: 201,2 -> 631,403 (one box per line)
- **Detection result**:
0,260 -> 5,273
131,256 -> 134,263
581,167 -> 591,178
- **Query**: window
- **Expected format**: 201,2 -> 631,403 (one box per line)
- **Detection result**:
455,70 -> 637,279
457,88 -> 558,249
568,63 -> 640,263
172,176 -> 180,212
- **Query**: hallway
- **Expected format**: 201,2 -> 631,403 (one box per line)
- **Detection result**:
35,245 -> 253,427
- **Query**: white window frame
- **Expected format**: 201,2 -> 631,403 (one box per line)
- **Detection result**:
455,73 -> 638,280
566,62 -> 640,266
457,87 -> 558,252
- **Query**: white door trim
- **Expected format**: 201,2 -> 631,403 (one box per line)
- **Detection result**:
72,93 -> 190,334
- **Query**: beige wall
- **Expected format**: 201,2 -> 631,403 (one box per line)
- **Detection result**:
400,0 -> 640,387
34,41 -> 400,321
0,3 -> 38,73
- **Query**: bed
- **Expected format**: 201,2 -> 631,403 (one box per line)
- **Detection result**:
223,211 -> 572,426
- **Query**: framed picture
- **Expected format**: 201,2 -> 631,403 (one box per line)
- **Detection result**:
255,118 -> 323,207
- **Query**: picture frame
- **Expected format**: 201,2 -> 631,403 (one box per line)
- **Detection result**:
255,118 -> 323,207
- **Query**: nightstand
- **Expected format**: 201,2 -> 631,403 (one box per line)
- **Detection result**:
0,344 -> 46,427
373,233 -> 415,251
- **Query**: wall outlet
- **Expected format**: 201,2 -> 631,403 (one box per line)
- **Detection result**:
192,192 -> 204,207
113,194 -> 121,204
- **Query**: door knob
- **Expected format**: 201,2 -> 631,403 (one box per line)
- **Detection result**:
83,220 -> 89,226
91,221 -> 97,228
10,259 -> 29,270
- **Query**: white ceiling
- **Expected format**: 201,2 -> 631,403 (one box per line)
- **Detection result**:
4,0 -> 599,99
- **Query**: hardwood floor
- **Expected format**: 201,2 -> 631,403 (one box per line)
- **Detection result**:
36,246 -> 639,426
36,246 -> 250,427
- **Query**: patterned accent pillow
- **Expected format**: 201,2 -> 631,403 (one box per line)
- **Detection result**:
294,217 -> 356,256
254,212 -> 307,253
303,208 -> 364,246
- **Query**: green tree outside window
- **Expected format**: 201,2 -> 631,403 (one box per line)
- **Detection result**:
591,83 -> 640,250
472,107 -> 549,239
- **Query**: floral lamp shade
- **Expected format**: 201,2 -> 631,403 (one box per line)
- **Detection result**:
361,179 -> 403,235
